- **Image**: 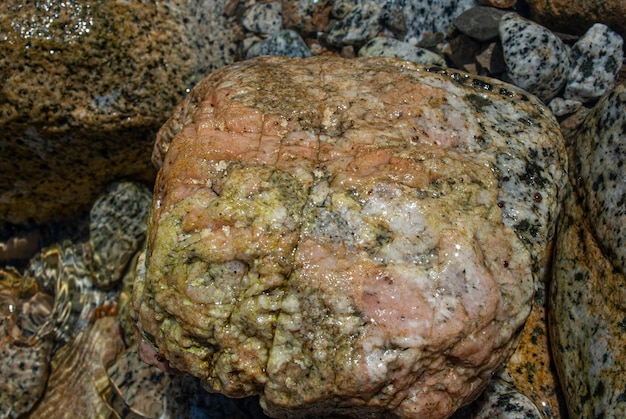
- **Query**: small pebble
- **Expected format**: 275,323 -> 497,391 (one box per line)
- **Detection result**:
358,37 -> 446,66
499,13 -> 570,102
451,378 -> 543,418
324,1 -> 382,46
548,97 -> 583,117
242,1 -> 283,35
245,29 -> 313,59
401,0 -> 476,44
453,6 -> 508,42
564,23 -> 624,103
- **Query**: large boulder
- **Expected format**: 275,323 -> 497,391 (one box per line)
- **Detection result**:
132,56 -> 567,418
0,0 -> 237,224
550,83 -> 626,417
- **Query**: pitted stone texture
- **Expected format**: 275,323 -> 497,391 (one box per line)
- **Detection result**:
564,24 -> 624,103
499,13 -> 570,102
551,83 -> 626,418
133,56 -> 566,418
0,0 -> 237,224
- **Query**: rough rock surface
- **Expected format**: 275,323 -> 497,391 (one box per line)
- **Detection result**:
132,56 -> 566,418
551,83 -> 626,417
0,0 -> 237,224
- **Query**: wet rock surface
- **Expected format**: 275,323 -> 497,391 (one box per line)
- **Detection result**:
551,84 -> 626,417
133,55 -> 566,418
1,1 -> 625,418
0,0 -> 238,224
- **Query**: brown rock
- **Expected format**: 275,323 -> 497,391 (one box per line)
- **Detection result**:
525,0 -> 626,39
0,0 -> 237,224
478,0 -> 518,8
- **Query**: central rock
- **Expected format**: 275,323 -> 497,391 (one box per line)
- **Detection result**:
132,56 -> 566,418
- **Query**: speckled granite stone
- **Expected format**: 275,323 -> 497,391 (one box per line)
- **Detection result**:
358,37 -> 446,66
324,1 -> 383,46
548,97 -> 583,117
500,277 -> 563,418
0,0 -> 237,224
243,1 -> 283,35
551,83 -> 626,418
499,13 -> 570,102
564,23 -> 624,103
245,29 -> 313,59
451,378 -> 543,418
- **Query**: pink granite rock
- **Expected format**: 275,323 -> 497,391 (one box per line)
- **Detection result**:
133,56 -> 567,418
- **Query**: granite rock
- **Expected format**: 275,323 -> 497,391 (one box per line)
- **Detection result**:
499,13 -> 570,102
358,36 -> 446,66
324,1 -> 383,46
451,378 -> 543,418
245,29 -> 313,59
242,1 -> 283,35
548,97 -> 583,117
0,0 -> 237,224
133,56 -> 566,418
551,83 -> 626,417
564,23 -> 624,103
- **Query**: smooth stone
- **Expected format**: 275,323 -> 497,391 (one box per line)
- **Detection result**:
453,6 -> 508,42
28,316 -> 125,418
451,378 -> 543,418
475,42 -> 506,76
548,97 -> 583,117
444,34 -> 482,73
525,0 -> 626,39
0,0 -> 237,224
564,23 -> 624,103
242,1 -> 283,35
245,29 -> 313,59
499,13 -> 570,102
551,83 -> 626,417
358,37 -> 446,66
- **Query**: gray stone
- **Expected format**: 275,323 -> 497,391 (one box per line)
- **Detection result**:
242,1 -> 283,35
358,37 -> 446,66
551,83 -> 626,418
564,23 -> 624,103
499,13 -> 570,102
324,1 -> 382,46
0,0 -> 238,224
245,29 -> 313,59
451,379 -> 543,418
548,97 -> 583,117
396,0 -> 478,44
453,6 -> 508,42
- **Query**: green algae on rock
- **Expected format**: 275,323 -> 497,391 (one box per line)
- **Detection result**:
133,56 -> 567,418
